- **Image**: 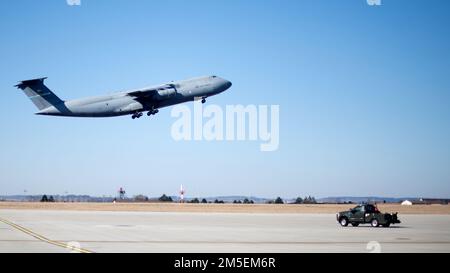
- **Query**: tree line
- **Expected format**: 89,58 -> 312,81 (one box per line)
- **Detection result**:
156,194 -> 317,204
40,195 -> 55,202
38,193 -> 318,204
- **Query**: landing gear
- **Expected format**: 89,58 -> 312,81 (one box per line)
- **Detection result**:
132,108 -> 159,119
131,112 -> 143,119
147,109 -> 159,116
201,98 -> 206,104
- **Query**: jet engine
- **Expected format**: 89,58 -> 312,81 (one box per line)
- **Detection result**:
154,88 -> 176,100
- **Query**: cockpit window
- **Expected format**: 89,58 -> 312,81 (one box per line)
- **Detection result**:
211,75 -> 217,78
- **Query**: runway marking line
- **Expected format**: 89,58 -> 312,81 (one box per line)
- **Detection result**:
0,217 -> 93,253
50,240 -> 450,245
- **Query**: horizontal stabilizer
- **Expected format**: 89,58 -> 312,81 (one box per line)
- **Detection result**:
15,77 -> 48,90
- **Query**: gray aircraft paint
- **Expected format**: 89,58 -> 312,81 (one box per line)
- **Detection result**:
15,76 -> 232,118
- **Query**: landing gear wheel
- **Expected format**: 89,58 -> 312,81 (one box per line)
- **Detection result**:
132,112 -> 143,119
147,109 -> 159,116
371,219 -> 379,227
201,98 -> 206,104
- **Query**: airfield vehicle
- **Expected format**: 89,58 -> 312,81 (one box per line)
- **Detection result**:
336,204 -> 401,227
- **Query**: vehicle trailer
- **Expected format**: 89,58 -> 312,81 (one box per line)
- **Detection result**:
336,204 -> 401,227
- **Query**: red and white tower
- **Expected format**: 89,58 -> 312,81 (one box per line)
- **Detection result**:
179,184 -> 185,203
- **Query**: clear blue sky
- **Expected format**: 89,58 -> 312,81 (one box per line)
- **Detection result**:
0,0 -> 449,198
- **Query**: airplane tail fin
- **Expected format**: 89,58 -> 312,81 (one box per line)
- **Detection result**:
15,77 -> 64,110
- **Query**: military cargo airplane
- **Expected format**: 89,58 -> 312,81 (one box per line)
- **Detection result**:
15,76 -> 232,119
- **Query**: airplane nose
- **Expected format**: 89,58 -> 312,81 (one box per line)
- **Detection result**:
221,79 -> 232,91
213,76 -> 232,92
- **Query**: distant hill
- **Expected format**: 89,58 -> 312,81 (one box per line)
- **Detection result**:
0,195 -> 113,202
317,196 -> 419,204
1,195 -> 445,204
0,194 -> 271,203
175,196 -> 271,203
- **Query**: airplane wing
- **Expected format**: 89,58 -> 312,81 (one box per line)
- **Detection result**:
126,84 -> 177,105
127,89 -> 157,98
127,89 -> 158,106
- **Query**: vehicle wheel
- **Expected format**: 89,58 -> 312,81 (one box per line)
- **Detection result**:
351,223 -> 359,227
371,219 -> 379,227
339,217 -> 348,227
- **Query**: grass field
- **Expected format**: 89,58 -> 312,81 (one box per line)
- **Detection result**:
0,202 -> 449,214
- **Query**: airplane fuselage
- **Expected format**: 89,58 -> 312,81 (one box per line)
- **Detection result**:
33,76 -> 231,118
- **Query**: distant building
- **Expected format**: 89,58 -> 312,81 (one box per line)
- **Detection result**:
420,198 -> 449,205
401,200 -> 413,206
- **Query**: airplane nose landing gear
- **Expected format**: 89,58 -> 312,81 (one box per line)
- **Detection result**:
201,98 -> 206,104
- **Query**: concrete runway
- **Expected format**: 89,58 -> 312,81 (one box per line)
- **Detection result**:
1,209 -> 450,253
